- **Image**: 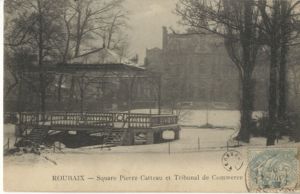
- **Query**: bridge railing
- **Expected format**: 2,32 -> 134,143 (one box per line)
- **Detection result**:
128,114 -> 152,128
150,115 -> 178,127
17,112 -> 178,129
19,112 -> 41,126
50,112 -> 114,128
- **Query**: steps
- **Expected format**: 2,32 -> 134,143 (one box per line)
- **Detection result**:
104,128 -> 126,146
27,127 -> 49,145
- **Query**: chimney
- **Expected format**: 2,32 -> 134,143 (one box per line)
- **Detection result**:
162,26 -> 168,51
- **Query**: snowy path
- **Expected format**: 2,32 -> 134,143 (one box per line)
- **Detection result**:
63,127 -> 235,154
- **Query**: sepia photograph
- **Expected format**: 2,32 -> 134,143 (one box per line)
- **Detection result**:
2,0 -> 300,192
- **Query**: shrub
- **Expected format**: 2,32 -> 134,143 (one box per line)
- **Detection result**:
250,112 -> 300,142
251,114 -> 269,137
288,112 -> 300,142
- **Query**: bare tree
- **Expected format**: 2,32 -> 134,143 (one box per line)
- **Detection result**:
62,0 -> 128,110
68,0 -> 125,56
76,74 -> 90,113
277,1 -> 300,121
56,1 -> 77,103
258,0 -> 300,145
176,0 -> 262,142
289,62 -> 300,107
5,0 -> 66,113
105,10 -> 128,49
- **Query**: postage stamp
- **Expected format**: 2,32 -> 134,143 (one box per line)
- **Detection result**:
246,148 -> 299,192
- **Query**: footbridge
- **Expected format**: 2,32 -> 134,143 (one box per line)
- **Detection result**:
16,112 -> 180,146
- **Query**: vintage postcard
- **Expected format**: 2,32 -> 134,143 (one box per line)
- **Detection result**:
2,0 -> 300,192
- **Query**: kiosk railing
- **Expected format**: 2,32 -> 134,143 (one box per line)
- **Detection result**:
17,112 -> 178,129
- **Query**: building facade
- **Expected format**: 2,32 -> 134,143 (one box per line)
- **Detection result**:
145,27 -> 269,110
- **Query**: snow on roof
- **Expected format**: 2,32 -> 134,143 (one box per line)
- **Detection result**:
69,48 -> 144,69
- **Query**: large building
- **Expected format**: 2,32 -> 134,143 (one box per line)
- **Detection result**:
145,27 -> 269,110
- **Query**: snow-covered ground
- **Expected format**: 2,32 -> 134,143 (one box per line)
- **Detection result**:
130,109 -> 264,128
3,124 -> 17,149
4,131 -> 299,192
4,150 -> 250,192
4,126 -> 234,153
56,127 -> 234,153
4,126 -> 298,167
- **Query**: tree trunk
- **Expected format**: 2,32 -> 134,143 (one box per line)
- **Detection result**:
17,72 -> 24,113
107,15 -> 117,49
236,0 -> 257,143
79,77 -> 85,113
75,9 -> 82,57
278,44 -> 287,120
37,0 -> 46,116
267,43 -> 279,146
57,75 -> 64,103
238,73 -> 253,142
278,5 -> 290,120
5,73 -> 19,100
39,73 -> 46,113
75,38 -> 81,57
80,89 -> 84,113
57,10 -> 70,109
68,76 -> 75,110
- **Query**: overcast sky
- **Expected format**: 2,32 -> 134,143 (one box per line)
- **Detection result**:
124,0 -> 182,62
